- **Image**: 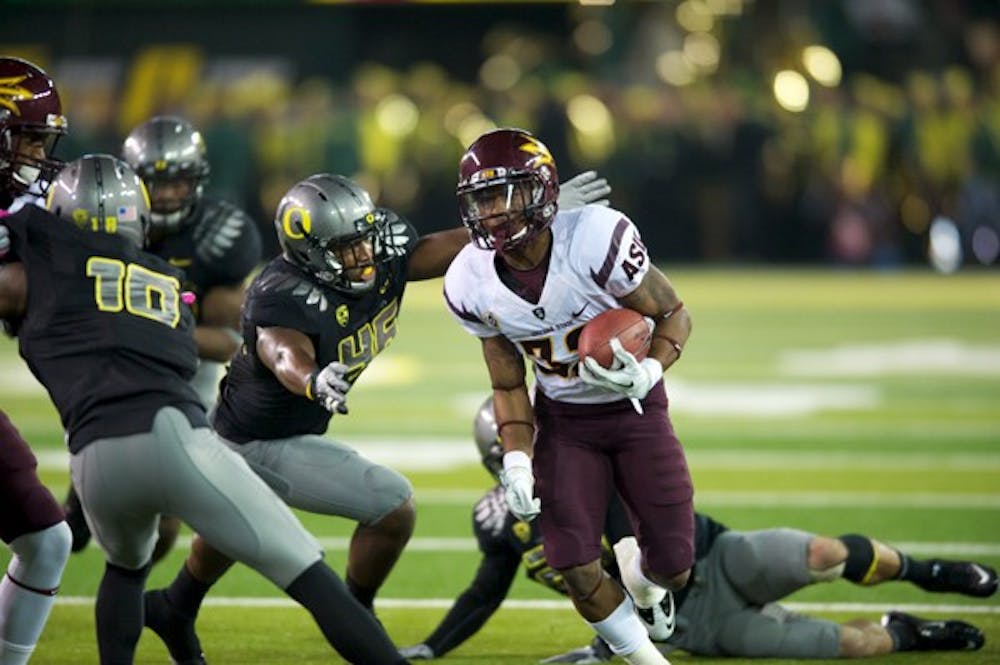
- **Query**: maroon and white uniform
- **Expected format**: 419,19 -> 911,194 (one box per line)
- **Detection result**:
444,205 -> 694,574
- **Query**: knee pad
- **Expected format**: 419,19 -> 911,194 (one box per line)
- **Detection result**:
7,521 -> 72,591
837,534 -> 877,584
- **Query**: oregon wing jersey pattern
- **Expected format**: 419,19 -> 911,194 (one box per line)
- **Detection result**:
212,221 -> 416,443
443,206 -> 651,403
147,197 -> 261,319
5,206 -> 204,452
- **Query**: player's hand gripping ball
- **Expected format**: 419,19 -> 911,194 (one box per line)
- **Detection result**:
577,308 -> 652,369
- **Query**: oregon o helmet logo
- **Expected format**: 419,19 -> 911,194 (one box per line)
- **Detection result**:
282,206 -> 311,239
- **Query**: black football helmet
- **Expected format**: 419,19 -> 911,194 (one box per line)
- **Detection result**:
456,128 -> 559,254
121,115 -> 210,234
0,57 -> 68,197
473,395 -> 503,479
46,154 -> 151,249
274,174 -> 408,294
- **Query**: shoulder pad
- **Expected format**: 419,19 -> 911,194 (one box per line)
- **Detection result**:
255,265 -> 331,314
192,198 -> 259,263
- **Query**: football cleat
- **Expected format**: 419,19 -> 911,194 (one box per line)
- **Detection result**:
143,589 -> 206,664
918,560 -> 998,598
634,588 -> 677,642
882,611 -> 985,651
540,635 -> 614,664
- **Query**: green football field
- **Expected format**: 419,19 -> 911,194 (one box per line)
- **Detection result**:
2,268 -> 999,664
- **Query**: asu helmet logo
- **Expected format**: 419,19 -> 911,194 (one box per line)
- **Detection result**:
519,137 -> 555,170
0,75 -> 32,117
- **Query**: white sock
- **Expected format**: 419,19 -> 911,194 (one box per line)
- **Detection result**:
614,537 -> 666,608
588,597 -> 650,656
622,640 -> 671,665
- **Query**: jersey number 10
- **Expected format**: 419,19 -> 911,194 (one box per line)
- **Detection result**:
86,257 -> 181,328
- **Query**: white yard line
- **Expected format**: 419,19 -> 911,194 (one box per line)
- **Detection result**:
33,446 -> 1000,472
52,596 -> 1000,614
157,536 -> 1000,556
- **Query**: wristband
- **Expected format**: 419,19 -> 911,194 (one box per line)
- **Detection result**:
655,334 -> 683,360
305,368 -> 320,400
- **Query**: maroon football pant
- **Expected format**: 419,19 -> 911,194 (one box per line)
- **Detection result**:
0,409 -> 64,543
533,383 -> 694,577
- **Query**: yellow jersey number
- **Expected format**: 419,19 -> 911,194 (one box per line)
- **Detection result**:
86,257 -> 181,328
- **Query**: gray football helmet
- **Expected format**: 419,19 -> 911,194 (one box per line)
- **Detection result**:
274,174 -> 405,293
46,154 -> 150,249
121,115 -> 209,234
474,395 -> 503,479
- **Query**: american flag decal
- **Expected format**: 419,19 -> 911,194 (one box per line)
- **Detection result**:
117,205 -> 137,222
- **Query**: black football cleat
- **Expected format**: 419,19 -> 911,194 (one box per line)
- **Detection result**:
882,611 -> 985,652
918,560 -> 998,598
144,589 -> 207,664
62,485 -> 92,552
540,635 -> 614,664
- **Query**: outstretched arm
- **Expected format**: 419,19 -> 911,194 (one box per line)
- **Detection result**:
404,550 -> 522,659
407,228 -> 471,281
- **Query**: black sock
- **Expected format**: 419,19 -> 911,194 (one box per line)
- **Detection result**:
896,553 -> 933,588
96,562 -> 151,665
885,617 -> 917,651
346,573 -> 377,611
285,561 -> 406,665
166,563 -> 211,618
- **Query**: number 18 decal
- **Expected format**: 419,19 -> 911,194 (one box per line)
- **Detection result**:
86,257 -> 181,328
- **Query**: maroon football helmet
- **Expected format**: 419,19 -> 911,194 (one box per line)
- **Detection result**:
0,57 -> 68,197
456,128 -> 559,253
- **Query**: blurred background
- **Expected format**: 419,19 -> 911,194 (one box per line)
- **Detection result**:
2,0 -> 998,270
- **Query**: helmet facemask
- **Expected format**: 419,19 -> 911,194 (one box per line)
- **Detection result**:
458,173 -> 552,255
143,173 -> 203,236
292,207 -> 404,294
1,127 -> 65,196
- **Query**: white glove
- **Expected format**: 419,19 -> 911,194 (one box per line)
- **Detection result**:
579,338 -> 663,400
0,223 -> 9,259
308,362 -> 350,414
557,171 -> 611,209
499,450 -> 541,521
399,644 -> 435,660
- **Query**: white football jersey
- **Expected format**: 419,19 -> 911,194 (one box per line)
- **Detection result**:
443,204 -> 651,403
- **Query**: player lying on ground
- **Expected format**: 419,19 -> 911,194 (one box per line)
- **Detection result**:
401,396 -> 995,662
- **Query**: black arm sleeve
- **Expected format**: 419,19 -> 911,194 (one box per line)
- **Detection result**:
422,549 -> 522,657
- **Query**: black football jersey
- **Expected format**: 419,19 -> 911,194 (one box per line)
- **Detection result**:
145,197 -> 261,321
212,220 -> 417,442
4,206 -> 205,453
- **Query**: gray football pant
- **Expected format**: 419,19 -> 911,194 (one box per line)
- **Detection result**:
668,528 -> 841,658
190,359 -> 222,410
70,407 -> 321,588
218,433 -> 412,526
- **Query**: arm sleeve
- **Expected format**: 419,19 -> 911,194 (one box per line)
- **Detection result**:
422,549 -> 522,656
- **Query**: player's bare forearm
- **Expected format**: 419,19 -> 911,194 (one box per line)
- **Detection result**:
482,335 -> 534,455
0,262 -> 27,320
407,228 -> 470,281
255,326 -> 318,397
619,267 -> 691,370
193,325 -> 242,362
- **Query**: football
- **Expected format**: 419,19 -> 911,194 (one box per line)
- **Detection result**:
577,308 -> 651,369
